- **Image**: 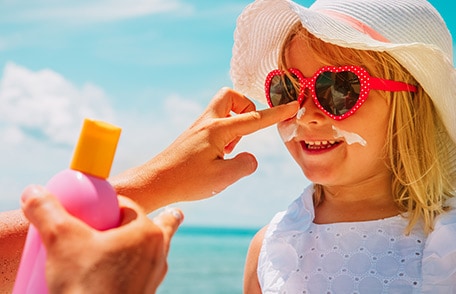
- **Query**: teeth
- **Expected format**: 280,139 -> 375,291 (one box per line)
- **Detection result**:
305,140 -> 338,150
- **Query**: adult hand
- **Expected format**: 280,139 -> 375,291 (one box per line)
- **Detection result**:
111,87 -> 298,211
21,185 -> 183,294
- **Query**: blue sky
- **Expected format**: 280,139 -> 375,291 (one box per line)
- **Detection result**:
0,0 -> 454,228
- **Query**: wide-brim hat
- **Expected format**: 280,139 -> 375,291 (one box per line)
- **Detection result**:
230,0 -> 456,143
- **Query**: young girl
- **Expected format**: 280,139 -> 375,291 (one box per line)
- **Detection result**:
230,0 -> 456,292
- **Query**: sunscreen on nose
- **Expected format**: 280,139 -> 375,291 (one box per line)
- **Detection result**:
13,118 -> 122,294
297,107 -> 306,119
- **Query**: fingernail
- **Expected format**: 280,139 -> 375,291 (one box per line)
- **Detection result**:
21,185 -> 45,203
164,206 -> 184,224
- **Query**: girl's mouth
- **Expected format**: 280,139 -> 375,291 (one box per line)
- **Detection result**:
302,140 -> 341,151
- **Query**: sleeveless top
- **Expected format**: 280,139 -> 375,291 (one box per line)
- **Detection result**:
258,185 -> 456,293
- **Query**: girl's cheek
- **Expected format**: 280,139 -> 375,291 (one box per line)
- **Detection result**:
278,119 -> 299,142
332,125 -> 367,146
277,108 -> 306,143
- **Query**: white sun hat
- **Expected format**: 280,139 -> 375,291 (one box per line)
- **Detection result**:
230,0 -> 456,143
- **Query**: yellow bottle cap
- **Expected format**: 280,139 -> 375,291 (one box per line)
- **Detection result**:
70,119 -> 122,179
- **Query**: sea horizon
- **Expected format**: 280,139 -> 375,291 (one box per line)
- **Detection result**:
158,225 -> 260,294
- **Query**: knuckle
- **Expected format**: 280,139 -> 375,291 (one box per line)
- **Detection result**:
247,110 -> 262,121
217,86 -> 233,96
214,87 -> 239,103
207,118 -> 225,130
194,118 -> 223,142
162,261 -> 169,276
43,219 -> 70,246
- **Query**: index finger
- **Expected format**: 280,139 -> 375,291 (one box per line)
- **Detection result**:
222,101 -> 299,137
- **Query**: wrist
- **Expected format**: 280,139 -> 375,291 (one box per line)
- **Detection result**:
109,160 -> 172,213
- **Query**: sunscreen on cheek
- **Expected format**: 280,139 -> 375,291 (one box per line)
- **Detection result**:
278,120 -> 299,142
13,119 -> 122,294
278,108 -> 305,143
332,125 -> 367,146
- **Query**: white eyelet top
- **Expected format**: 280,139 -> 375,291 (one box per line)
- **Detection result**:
258,185 -> 456,293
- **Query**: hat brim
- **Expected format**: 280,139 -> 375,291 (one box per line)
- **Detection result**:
230,0 -> 456,143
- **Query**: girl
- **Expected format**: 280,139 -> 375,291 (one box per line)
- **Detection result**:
230,0 -> 456,293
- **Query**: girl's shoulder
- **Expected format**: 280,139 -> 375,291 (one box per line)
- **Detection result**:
421,199 -> 456,290
265,185 -> 315,236
424,198 -> 456,251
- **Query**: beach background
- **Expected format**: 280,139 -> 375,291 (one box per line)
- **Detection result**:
157,226 -> 257,294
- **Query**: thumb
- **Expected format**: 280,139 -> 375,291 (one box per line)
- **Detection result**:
218,152 -> 258,186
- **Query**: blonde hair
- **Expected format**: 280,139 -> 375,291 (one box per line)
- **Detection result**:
279,24 -> 456,234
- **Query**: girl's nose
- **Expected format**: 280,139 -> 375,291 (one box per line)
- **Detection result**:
296,91 -> 327,125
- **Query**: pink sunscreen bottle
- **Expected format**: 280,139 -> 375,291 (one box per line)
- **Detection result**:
13,118 -> 122,294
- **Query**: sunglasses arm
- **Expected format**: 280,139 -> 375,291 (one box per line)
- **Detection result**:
369,77 -> 417,92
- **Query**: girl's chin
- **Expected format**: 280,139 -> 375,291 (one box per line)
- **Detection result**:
300,168 -> 334,184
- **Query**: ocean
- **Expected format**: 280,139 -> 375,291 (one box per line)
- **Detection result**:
157,226 -> 258,294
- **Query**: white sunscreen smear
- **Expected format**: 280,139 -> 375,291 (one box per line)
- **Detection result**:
278,108 -> 305,143
332,125 -> 367,146
297,107 -> 306,119
279,121 -> 299,142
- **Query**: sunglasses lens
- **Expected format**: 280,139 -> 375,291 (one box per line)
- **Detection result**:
269,74 -> 299,107
316,71 -> 361,116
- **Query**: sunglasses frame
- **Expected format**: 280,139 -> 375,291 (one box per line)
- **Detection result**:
265,65 -> 417,120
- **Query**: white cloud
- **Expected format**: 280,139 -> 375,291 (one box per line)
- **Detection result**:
164,94 -> 204,127
0,62 -> 115,146
2,0 -> 193,24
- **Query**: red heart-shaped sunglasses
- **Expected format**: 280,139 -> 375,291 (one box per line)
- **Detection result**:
265,65 -> 417,120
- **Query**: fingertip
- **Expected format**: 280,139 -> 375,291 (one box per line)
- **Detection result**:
277,101 -> 299,116
288,100 -> 300,109
21,185 -> 47,206
20,185 -> 67,234
153,207 -> 184,241
233,152 -> 258,175
286,100 -> 300,108
210,153 -> 257,194
21,185 -> 58,221
154,207 -> 184,227
164,207 -> 184,225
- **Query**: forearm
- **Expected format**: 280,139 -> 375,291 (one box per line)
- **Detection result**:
0,209 -> 29,292
109,156 -> 178,213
